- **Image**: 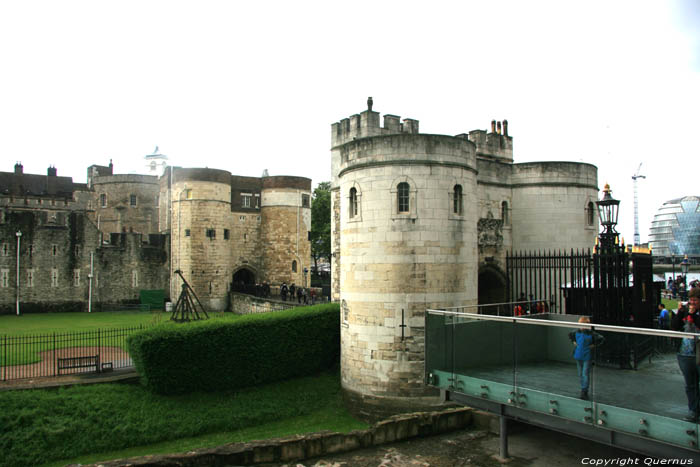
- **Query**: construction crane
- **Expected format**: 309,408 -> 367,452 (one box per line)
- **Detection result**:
632,163 -> 646,246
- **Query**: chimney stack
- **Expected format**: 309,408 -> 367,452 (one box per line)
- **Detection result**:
497,121 -> 502,134
503,120 -> 509,137
491,120 -> 496,133
14,162 -> 23,174
47,166 -> 57,177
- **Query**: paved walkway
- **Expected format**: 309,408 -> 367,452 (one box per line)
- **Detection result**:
0,367 -> 138,391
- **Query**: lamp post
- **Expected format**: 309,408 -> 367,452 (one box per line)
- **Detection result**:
681,255 -> 690,301
15,231 -> 21,316
595,183 -> 620,250
672,254 -> 676,283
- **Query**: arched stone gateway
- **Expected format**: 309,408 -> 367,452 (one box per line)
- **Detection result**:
231,267 -> 257,295
478,265 -> 507,305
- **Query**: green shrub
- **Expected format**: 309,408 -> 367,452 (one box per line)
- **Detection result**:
128,303 -> 339,394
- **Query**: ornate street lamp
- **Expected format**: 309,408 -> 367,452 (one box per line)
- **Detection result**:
681,254 -> 690,277
596,183 -> 620,249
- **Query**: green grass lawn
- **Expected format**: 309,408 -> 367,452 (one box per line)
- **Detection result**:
0,369 -> 366,467
0,311 -> 239,365
0,311 -> 162,335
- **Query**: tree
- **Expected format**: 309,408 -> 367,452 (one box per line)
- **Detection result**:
310,181 -> 331,272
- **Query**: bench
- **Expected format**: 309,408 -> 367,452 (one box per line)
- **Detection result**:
57,355 -> 100,374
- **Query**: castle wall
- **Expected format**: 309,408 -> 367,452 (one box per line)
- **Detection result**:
511,162 -> 598,251
0,209 -> 168,313
334,130 -> 478,401
91,174 -> 159,236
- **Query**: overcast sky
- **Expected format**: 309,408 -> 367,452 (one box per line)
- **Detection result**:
1,0 -> 698,245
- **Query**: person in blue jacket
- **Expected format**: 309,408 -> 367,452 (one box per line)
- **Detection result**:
569,316 -> 604,400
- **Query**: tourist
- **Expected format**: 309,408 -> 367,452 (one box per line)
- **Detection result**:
280,282 -> 288,301
658,303 -> 669,329
569,316 -> 605,400
671,288 -> 700,421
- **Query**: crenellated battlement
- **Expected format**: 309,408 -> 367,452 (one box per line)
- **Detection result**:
332,99 -> 512,161
331,97 -> 420,147
469,119 -> 513,161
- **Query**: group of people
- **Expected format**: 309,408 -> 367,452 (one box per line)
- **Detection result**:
279,282 -> 315,305
569,287 -> 700,420
513,294 -> 549,316
668,275 -> 698,300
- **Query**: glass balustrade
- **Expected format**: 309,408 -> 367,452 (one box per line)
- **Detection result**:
425,308 -> 700,452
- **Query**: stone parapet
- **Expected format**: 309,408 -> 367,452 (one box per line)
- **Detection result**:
78,407 -> 478,467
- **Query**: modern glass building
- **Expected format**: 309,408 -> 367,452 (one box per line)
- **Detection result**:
648,196 -> 700,258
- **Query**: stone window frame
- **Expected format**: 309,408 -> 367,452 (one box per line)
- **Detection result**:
26,269 -> 34,288
73,269 -> 81,287
301,194 -> 310,208
0,268 -> 8,288
206,228 -> 216,239
130,194 -> 137,207
52,244 -> 58,256
254,194 -> 260,208
240,215 -> 246,223
132,270 -> 139,288
347,182 -> 362,223
224,229 -> 230,240
100,193 -> 107,207
292,260 -> 297,272
501,200 -> 510,228
51,268 -> 59,288
1,243 -> 8,257
585,199 -> 597,229
341,299 -> 349,327
185,229 -> 191,237
390,176 -> 417,220
449,184 -> 464,220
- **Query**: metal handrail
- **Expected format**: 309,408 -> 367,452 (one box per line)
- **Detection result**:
426,308 -> 699,339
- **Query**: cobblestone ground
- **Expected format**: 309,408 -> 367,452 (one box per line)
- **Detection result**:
265,424 -> 656,467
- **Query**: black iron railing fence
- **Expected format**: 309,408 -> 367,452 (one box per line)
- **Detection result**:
0,325 -> 147,382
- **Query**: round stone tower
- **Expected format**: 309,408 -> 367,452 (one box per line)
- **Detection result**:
260,176 -> 312,287
170,168 -> 234,311
510,162 -> 598,251
331,103 -> 479,417
91,173 -> 160,236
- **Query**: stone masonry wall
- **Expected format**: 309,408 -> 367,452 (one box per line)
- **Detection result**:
0,209 -> 168,313
91,174 -> 159,236
511,162 -> 598,252
260,190 -> 311,287
337,132 -> 478,400
171,179 -> 233,311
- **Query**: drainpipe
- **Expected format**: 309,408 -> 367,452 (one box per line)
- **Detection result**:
88,252 -> 94,313
15,231 -> 21,315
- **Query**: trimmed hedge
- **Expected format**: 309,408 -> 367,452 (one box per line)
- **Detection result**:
127,303 -> 339,394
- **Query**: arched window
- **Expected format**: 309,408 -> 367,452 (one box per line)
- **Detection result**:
349,187 -> 357,218
397,182 -> 410,213
292,260 -> 297,272
453,185 -> 463,215
501,201 -> 509,225
587,202 -> 595,226
100,193 -> 107,207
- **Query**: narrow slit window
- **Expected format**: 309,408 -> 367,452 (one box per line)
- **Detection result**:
453,185 -> 463,215
397,182 -> 410,213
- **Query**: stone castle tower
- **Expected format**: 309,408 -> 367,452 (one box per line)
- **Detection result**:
331,99 -> 598,416
163,168 -> 311,311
